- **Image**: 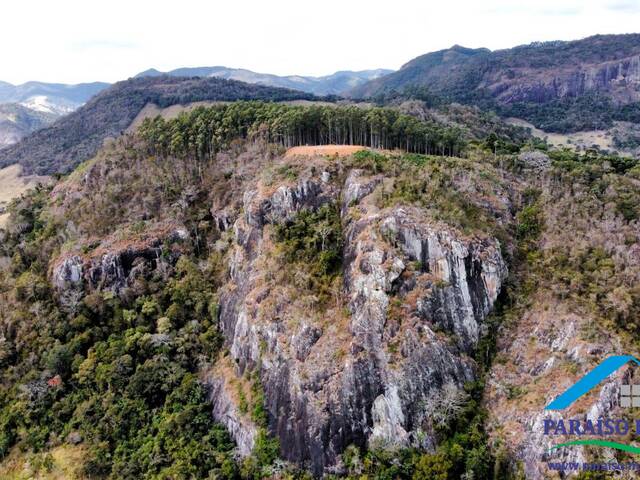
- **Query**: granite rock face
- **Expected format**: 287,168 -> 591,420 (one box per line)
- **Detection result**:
47,160 -> 508,474
205,371 -> 259,456
51,229 -> 186,309
209,170 -> 507,474
351,36 -> 640,111
493,54 -> 640,104
485,305 -> 626,479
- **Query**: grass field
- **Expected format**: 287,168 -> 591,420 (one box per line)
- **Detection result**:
506,117 -> 616,151
0,445 -> 86,480
0,164 -> 50,228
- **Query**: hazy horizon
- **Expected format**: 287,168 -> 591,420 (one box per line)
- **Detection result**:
1,0 -> 639,84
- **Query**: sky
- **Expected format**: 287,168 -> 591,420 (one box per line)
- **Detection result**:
1,0 -> 639,85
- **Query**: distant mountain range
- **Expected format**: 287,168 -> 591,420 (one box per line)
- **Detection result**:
0,80 -> 109,115
350,34 -> 640,132
0,68 -> 390,149
0,76 -> 317,175
135,67 -> 393,96
0,81 -> 110,148
0,103 -> 57,149
3,33 -> 640,164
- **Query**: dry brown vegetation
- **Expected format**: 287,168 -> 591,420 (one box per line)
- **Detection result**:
0,445 -> 87,480
507,117 -> 611,148
0,164 -> 50,227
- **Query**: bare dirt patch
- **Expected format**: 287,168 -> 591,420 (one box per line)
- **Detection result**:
284,145 -> 367,158
127,101 -> 230,132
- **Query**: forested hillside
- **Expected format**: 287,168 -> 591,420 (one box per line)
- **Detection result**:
351,34 -> 640,133
0,76 -> 317,176
138,102 -> 470,157
1,95 -> 639,477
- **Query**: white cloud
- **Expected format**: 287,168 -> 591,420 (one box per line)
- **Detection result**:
0,0 -> 638,84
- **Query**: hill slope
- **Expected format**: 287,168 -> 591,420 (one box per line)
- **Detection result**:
0,103 -> 639,477
0,103 -> 56,149
351,34 -> 640,132
136,66 -> 392,95
0,76 -> 317,175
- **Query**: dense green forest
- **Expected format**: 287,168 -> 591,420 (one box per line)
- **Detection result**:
498,94 -> 640,132
0,187 -> 244,478
372,84 -> 640,134
0,76 -> 318,176
138,102 -> 468,159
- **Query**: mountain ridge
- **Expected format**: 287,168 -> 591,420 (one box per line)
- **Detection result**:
350,33 -> 640,132
0,75 -> 319,175
0,103 -> 57,149
0,80 -> 109,112
1,110 -> 638,478
135,66 -> 393,95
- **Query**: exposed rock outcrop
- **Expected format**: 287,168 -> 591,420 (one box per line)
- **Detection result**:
209,169 -> 507,474
351,36 -> 640,108
205,366 -> 259,456
485,302 -> 627,479
518,151 -> 551,172
51,227 -> 187,308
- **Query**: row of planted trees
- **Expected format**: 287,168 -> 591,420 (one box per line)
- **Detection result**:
138,101 -> 467,160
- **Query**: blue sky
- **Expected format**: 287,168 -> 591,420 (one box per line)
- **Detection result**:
1,0 -> 639,84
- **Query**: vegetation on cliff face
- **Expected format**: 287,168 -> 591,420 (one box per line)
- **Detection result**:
0,96 -> 638,478
274,203 -> 343,306
541,149 -> 640,332
0,192 -> 239,477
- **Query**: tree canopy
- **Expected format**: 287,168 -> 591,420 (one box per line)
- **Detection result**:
138,102 -> 468,159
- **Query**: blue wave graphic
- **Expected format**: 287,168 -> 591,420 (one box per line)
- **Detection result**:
545,355 -> 640,410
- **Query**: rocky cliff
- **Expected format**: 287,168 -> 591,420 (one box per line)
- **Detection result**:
3,120 -> 638,477
43,144 -> 510,474
51,225 -> 188,311
484,159 -> 640,479
205,161 -> 507,473
350,34 -> 640,132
